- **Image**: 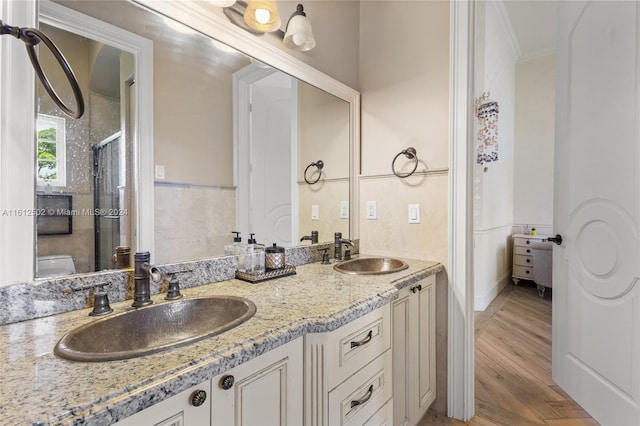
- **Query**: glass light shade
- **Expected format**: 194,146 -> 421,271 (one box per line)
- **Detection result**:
244,0 -> 281,33
283,14 -> 315,51
206,0 -> 236,6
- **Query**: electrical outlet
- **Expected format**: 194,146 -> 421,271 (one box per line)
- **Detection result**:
311,204 -> 320,221
408,204 -> 421,224
366,201 -> 377,220
340,201 -> 349,219
155,165 -> 165,180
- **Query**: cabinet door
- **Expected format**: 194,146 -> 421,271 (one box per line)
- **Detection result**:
392,286 -> 412,426
414,276 -> 436,421
211,338 -> 303,426
113,382 -> 211,426
392,275 -> 437,426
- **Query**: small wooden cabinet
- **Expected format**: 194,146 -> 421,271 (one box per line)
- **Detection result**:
512,234 -> 550,285
392,275 -> 436,426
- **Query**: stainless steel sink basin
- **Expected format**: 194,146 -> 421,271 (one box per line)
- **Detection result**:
333,257 -> 409,275
54,296 -> 257,362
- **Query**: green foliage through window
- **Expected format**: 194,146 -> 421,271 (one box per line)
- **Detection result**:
36,115 -> 66,185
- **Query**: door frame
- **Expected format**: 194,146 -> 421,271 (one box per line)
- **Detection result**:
448,0 -> 476,421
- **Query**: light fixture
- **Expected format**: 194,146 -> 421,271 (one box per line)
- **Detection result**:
244,0 -> 281,33
206,0 -> 236,6
220,1 -> 316,52
283,4 -> 315,51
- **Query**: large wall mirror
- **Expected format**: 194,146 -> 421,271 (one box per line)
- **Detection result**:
33,0 -> 357,279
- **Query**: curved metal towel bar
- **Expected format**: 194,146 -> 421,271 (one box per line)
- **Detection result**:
391,147 -> 419,178
1,20 -> 85,119
304,160 -> 324,185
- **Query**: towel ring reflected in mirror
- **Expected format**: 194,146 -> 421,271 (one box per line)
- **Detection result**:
392,147 -> 419,178
1,20 -> 85,119
304,160 -> 324,185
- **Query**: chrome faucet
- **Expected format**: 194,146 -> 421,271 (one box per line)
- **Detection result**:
300,230 -> 319,244
133,251 -> 161,308
334,232 -> 355,261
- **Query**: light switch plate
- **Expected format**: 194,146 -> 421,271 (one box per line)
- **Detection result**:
311,204 -> 320,221
366,201 -> 377,220
408,204 -> 421,224
155,165 -> 165,180
340,201 -> 349,219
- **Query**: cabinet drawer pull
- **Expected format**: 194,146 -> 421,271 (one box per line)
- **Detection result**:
350,330 -> 373,348
350,384 -> 374,408
526,259 -> 531,263
190,389 -> 207,406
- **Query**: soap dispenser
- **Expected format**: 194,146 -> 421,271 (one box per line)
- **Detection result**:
225,231 -> 242,256
239,233 -> 265,274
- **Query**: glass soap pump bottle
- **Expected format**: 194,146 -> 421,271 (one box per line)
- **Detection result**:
225,231 -> 242,256
247,234 -> 265,274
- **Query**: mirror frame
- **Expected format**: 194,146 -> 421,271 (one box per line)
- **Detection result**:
0,0 -> 359,285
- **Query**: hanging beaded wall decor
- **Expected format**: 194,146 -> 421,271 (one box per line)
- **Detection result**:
476,99 -> 500,165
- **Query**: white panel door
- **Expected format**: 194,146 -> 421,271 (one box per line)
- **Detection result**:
553,1 -> 640,424
249,72 -> 296,246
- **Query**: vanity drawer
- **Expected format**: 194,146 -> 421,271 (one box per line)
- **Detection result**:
513,265 -> 533,278
311,305 -> 391,391
328,349 -> 393,426
514,246 -> 533,256
514,254 -> 533,267
514,236 -> 546,247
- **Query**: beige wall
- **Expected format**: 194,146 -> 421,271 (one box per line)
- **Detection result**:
358,0 -> 450,266
297,81 -> 350,242
514,54 -> 555,229
358,2 -> 450,415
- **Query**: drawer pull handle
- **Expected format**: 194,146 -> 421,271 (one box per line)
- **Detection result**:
526,249 -> 531,253
351,330 -> 373,348
351,384 -> 374,408
410,284 -> 423,294
526,259 -> 531,263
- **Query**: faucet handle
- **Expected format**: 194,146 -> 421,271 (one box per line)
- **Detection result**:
320,248 -> 331,264
163,269 -> 192,300
164,276 -> 183,300
69,281 -> 113,316
343,246 -> 352,260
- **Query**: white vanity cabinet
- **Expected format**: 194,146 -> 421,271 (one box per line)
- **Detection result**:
113,382 -> 211,426
210,338 -> 303,426
392,275 -> 436,426
304,305 -> 393,425
114,338 -> 302,426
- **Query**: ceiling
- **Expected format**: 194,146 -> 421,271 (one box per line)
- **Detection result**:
502,0 -> 559,59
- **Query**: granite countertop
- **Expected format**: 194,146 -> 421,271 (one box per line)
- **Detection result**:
0,257 -> 443,425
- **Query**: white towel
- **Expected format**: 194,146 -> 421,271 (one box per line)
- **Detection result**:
531,241 -> 553,288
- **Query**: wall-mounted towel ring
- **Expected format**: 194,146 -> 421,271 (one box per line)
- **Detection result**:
304,160 -> 324,184
392,147 -> 419,178
1,20 -> 85,119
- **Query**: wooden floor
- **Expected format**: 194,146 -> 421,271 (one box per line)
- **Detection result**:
418,282 -> 599,426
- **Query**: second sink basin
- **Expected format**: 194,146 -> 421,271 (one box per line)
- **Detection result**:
54,296 -> 257,362
333,257 -> 409,275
